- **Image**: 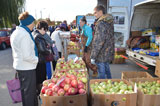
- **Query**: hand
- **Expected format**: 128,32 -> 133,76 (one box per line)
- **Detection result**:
91,59 -> 96,65
84,46 -> 88,53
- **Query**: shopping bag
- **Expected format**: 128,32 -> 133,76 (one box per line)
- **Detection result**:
52,44 -> 59,61
6,73 -> 22,103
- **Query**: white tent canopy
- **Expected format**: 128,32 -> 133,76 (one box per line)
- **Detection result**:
131,0 -> 160,31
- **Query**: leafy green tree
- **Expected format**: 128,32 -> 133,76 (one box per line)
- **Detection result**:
0,0 -> 25,28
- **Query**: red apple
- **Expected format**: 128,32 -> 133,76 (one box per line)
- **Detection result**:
68,87 -> 76,95
78,83 -> 85,89
64,84 -> 71,92
79,89 -> 86,94
75,88 -> 78,94
51,78 -> 57,83
65,78 -> 71,84
58,88 -> 65,96
78,80 -> 83,85
43,80 -> 50,86
71,80 -> 78,88
60,81 -> 66,88
65,92 -> 69,96
48,83 -> 55,88
66,73 -> 71,78
52,86 -> 60,93
41,86 -> 48,94
45,89 -> 53,96
70,75 -> 77,80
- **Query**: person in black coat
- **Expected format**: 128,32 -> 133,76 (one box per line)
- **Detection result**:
32,21 -> 50,95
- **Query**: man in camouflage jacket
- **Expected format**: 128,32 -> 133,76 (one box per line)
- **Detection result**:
91,5 -> 115,79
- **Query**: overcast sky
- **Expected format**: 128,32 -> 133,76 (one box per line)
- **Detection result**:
25,0 -> 97,23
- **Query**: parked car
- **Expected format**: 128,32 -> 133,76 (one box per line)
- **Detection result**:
0,30 -> 11,50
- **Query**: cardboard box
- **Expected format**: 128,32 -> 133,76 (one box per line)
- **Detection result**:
155,59 -> 160,77
90,79 -> 137,106
129,78 -> 160,106
115,48 -> 126,55
142,29 -> 156,36
121,71 -> 153,80
41,74 -> 89,106
131,31 -> 142,37
113,58 -> 125,64
67,49 -> 80,57
40,93 -> 88,106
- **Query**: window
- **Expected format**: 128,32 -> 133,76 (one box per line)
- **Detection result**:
114,16 -> 125,25
0,31 -> 7,37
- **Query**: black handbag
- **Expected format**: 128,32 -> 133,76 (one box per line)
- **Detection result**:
45,47 -> 54,62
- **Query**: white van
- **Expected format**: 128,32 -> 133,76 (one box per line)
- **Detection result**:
127,0 -> 160,66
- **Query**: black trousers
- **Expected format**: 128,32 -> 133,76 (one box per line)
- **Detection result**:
36,62 -> 46,84
52,52 -> 62,70
17,70 -> 38,106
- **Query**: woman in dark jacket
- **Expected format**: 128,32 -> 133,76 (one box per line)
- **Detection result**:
32,21 -> 50,94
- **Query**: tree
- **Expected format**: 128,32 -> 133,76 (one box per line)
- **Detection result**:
0,0 -> 25,28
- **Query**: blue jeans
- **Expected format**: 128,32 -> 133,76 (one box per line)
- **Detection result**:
46,62 -> 52,79
96,62 -> 112,79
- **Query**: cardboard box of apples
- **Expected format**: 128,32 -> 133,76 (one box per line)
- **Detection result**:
40,58 -> 88,106
129,78 -> 160,106
67,41 -> 80,56
55,58 -> 86,71
90,79 -> 137,106
113,55 -> 125,64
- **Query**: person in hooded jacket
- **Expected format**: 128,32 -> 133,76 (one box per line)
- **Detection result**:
32,21 -> 50,94
91,5 -> 115,79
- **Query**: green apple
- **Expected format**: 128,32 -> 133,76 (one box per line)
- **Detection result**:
80,77 -> 87,83
107,80 -> 112,84
128,85 -> 133,90
71,65 -> 75,69
122,97 -> 127,101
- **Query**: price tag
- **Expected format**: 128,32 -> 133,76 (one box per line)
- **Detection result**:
134,83 -> 137,93
52,77 -> 65,88
74,57 -> 79,63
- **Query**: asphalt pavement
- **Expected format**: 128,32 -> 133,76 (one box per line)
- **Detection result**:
0,48 -> 156,106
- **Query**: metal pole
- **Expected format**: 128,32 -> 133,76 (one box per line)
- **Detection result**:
64,38 -> 68,62
40,11 -> 42,19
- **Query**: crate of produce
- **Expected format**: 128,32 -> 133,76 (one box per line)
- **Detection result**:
67,49 -> 80,57
90,79 -> 137,106
67,41 -> 80,50
40,69 -> 88,106
67,41 -> 81,56
55,58 -> 86,72
121,71 -> 153,80
129,78 -> 160,106
115,48 -> 126,55
113,55 -> 125,64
